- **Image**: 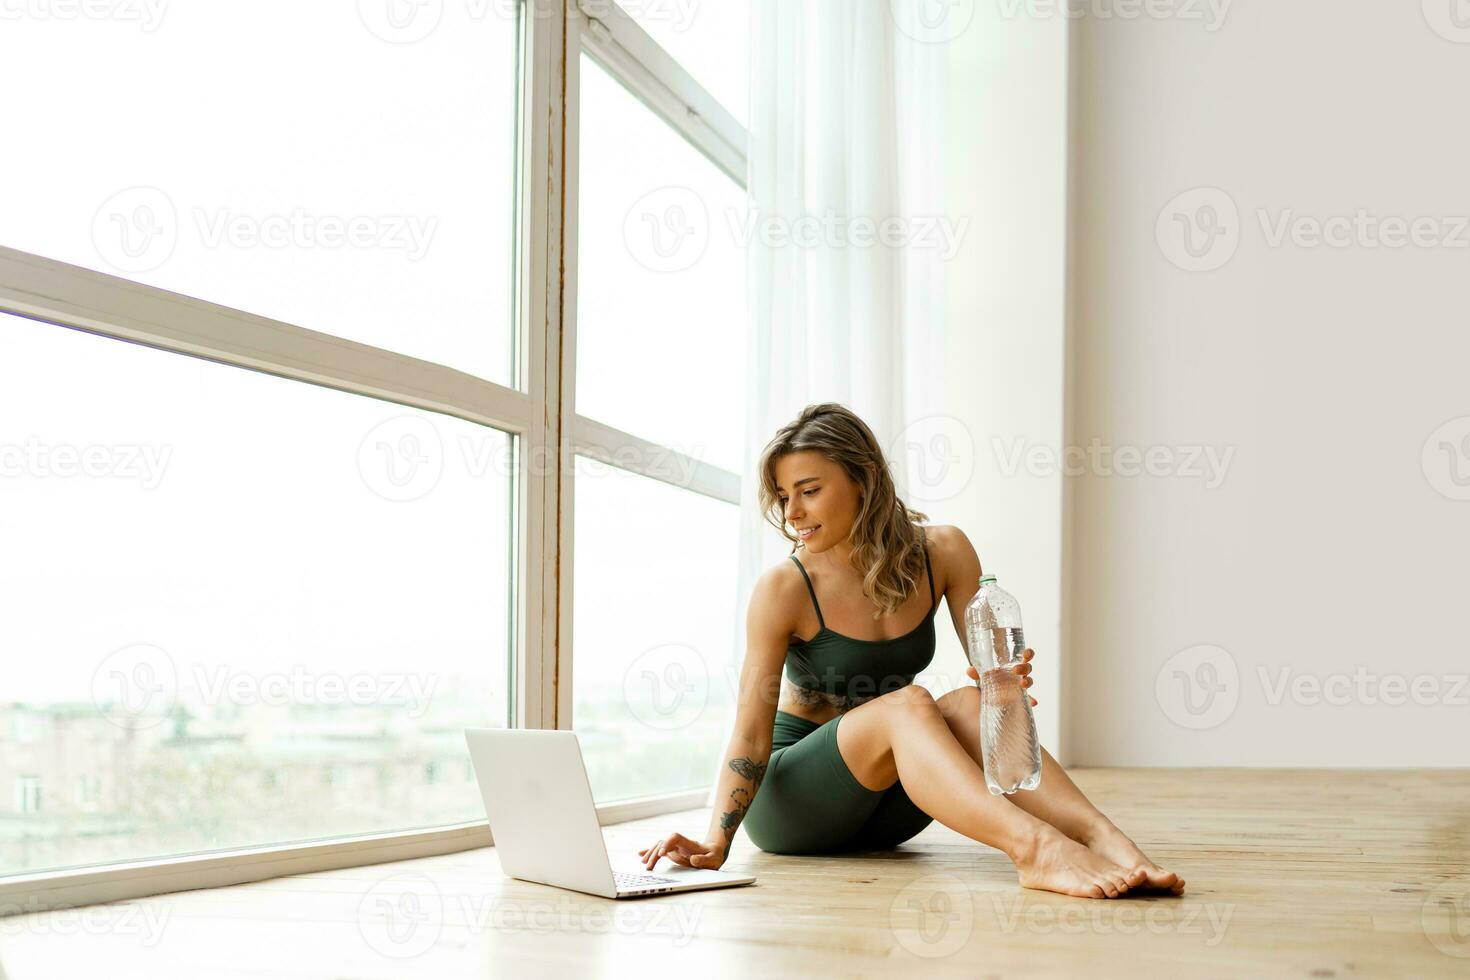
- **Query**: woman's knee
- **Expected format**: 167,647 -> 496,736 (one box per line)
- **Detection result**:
880,683 -> 940,717
935,682 -> 980,721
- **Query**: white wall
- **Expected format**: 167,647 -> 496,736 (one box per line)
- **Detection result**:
922,8 -> 1071,754
1064,1 -> 1470,765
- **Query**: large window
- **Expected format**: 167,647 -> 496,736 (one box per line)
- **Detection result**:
0,0 -> 750,904
571,3 -> 749,802
573,458 -> 739,801
0,3 -> 519,385
575,54 -> 748,473
0,314 -> 512,874
0,0 -> 524,887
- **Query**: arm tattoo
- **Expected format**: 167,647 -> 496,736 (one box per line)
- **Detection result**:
715,755 -> 767,860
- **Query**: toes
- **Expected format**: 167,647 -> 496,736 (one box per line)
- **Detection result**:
1094,881 -> 1114,898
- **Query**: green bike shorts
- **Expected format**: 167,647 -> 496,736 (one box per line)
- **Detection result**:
741,710 -> 935,855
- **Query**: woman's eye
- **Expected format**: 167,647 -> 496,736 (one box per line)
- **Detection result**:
804,489 -> 818,497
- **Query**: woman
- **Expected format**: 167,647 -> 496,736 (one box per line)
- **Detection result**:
637,403 -> 1183,899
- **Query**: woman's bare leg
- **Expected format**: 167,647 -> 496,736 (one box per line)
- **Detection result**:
936,684 -> 1185,894
835,686 -> 1147,899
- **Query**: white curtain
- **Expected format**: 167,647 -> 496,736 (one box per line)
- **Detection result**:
710,0 -> 950,796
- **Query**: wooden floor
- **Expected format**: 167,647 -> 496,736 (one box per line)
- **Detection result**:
2,769 -> 1467,979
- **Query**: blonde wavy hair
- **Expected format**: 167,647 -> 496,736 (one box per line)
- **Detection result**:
757,403 -> 931,619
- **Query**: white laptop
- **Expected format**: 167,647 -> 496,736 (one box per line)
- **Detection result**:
465,728 -> 757,899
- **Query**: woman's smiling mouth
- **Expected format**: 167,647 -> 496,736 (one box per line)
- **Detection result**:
796,525 -> 820,540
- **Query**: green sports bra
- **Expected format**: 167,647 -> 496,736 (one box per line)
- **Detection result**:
783,534 -> 938,703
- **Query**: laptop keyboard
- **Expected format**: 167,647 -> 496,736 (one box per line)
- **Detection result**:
614,871 -> 678,888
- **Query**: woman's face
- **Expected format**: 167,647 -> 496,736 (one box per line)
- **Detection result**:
773,450 -> 861,554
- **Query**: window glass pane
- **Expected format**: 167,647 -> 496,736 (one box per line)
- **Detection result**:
573,456 -> 737,803
576,55 -> 748,474
614,0 -> 750,126
0,314 -> 513,876
0,3 -> 519,385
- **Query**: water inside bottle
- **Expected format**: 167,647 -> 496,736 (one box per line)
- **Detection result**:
969,625 -> 1026,670
978,665 -> 1043,795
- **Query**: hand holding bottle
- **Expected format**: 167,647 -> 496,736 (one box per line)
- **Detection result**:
965,575 -> 1043,794
965,646 -> 1038,707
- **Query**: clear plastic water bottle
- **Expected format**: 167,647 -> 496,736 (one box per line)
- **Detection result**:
964,574 -> 1042,795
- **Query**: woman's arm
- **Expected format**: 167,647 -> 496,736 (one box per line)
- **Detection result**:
640,564 -> 790,870
702,565 -> 790,860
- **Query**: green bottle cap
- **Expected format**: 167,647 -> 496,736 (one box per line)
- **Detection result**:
979,575 -> 996,585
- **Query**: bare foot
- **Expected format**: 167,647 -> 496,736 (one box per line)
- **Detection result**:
1012,827 -> 1148,899
1083,822 -> 1185,895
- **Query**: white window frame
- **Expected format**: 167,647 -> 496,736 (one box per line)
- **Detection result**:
0,0 -> 748,915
